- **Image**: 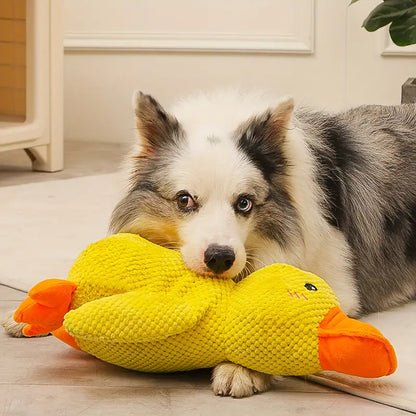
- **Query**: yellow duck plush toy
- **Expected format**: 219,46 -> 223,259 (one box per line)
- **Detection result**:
15,233 -> 397,378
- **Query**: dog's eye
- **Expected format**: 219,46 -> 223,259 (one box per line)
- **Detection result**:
177,192 -> 197,212
235,195 -> 254,215
304,283 -> 317,291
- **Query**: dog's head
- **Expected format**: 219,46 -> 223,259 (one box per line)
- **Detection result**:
110,90 -> 300,279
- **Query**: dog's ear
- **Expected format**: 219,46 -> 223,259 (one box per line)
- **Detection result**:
133,91 -> 182,156
238,96 -> 294,143
237,97 -> 294,179
270,97 -> 294,132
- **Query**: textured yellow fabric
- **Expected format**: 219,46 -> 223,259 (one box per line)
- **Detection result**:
63,233 -> 340,375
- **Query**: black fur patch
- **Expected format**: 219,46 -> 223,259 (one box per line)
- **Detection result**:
236,113 -> 288,181
383,203 -> 416,263
384,211 -> 400,234
405,203 -> 416,262
306,116 -> 364,230
131,177 -> 156,193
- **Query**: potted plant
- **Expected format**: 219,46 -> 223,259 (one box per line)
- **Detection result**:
352,0 -> 416,102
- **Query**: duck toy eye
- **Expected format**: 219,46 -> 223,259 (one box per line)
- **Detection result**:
304,283 -> 317,291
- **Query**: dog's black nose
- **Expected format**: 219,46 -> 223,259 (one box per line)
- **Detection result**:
204,244 -> 235,274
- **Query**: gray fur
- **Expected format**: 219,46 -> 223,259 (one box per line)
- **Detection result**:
295,104 -> 416,314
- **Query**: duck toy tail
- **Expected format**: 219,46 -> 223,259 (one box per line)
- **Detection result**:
14,279 -> 78,346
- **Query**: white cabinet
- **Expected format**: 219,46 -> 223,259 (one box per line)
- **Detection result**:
0,0 -> 63,172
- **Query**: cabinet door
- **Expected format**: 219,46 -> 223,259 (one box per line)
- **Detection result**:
0,0 -> 63,172
0,0 -> 49,146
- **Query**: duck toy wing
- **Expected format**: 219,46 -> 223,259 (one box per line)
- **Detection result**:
14,234 -> 397,378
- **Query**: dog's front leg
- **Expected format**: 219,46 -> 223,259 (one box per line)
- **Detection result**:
212,362 -> 272,398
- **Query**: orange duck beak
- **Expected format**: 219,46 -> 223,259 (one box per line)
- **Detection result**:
318,307 -> 397,378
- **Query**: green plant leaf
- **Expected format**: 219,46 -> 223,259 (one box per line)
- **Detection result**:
390,13 -> 416,45
363,0 -> 416,32
349,0 -> 360,4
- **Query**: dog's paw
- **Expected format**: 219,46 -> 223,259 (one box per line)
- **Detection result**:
1,310 -> 49,338
212,362 -> 272,398
1,310 -> 27,337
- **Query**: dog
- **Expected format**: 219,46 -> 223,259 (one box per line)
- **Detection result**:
109,89 -> 416,397
4,89 -> 416,397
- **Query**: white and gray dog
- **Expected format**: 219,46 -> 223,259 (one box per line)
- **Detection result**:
5,89 -> 416,397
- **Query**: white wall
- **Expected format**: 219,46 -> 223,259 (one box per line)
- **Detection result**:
63,0 -> 416,143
